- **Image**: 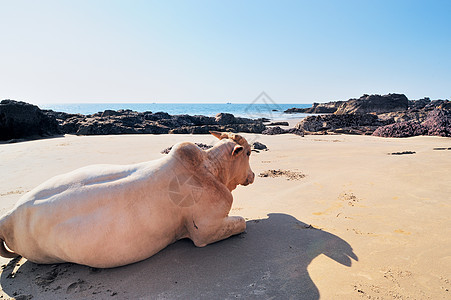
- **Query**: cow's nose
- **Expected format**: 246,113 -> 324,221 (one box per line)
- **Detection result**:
249,172 -> 255,184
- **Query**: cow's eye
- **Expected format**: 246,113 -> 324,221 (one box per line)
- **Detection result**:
247,151 -> 251,156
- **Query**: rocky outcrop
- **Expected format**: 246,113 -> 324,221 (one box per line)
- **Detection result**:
284,101 -> 344,114
295,113 -> 384,135
408,98 -> 451,111
0,100 -> 60,141
373,109 -> 450,138
46,110 -> 266,135
334,94 -> 408,115
377,110 -> 428,124
266,121 -> 289,126
408,98 -> 431,110
262,126 -> 304,136
371,121 -> 425,138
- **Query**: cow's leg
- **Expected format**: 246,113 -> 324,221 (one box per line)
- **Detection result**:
189,216 -> 245,247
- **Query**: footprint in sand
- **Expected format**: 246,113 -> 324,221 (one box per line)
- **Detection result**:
66,279 -> 89,294
338,192 -> 360,207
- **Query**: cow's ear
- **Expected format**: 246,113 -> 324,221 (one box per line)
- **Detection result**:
232,145 -> 244,157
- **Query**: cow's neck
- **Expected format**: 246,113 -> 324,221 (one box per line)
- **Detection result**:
206,146 -> 237,191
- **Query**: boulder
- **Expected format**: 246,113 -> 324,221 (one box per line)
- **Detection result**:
335,94 -> 408,115
0,100 -> 60,141
215,113 -> 236,125
262,126 -> 286,135
372,121 -> 425,138
251,141 -> 268,151
422,109 -> 451,137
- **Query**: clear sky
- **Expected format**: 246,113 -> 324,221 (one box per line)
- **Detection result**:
1,0 -> 450,104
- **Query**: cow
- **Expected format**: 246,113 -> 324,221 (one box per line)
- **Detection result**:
0,131 -> 254,268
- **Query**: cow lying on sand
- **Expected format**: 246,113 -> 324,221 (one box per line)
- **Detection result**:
0,131 -> 254,268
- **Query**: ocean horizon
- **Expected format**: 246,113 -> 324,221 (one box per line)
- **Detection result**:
40,103 -> 313,121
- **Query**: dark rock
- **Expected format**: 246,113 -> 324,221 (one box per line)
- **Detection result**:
169,122 -> 266,134
284,107 -> 307,114
262,126 -> 304,136
408,98 -> 431,110
335,94 -> 408,115
284,101 -> 344,114
372,121 -> 424,138
295,113 -> 381,133
286,128 -> 305,136
266,121 -> 289,126
0,100 -> 60,141
424,99 -> 450,110
48,108 -> 266,136
215,113 -> 236,125
422,109 -> 451,137
251,141 -> 268,151
437,100 -> 451,110
101,110 -> 122,117
377,110 -> 428,124
262,126 -> 286,135
389,151 -> 416,155
257,117 -> 271,123
373,109 -> 450,138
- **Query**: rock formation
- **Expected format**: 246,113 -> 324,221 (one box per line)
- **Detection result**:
334,94 -> 408,115
373,109 -> 450,138
295,113 -> 384,135
0,100 -> 60,141
262,126 -> 304,136
46,110 -> 266,135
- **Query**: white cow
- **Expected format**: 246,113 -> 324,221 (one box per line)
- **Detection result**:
0,131 -> 254,268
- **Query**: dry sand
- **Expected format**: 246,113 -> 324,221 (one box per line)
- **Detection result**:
0,132 -> 450,299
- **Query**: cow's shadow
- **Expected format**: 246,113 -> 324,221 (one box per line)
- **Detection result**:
0,213 -> 357,299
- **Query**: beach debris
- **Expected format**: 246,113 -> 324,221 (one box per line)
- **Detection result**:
433,147 -> 451,150
388,151 -> 416,155
161,143 -> 212,154
258,169 -> 305,180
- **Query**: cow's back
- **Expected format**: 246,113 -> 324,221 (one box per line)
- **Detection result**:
1,155 -> 191,267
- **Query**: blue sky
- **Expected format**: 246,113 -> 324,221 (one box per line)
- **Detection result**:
1,0 -> 450,104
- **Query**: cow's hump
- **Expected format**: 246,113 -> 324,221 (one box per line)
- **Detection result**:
170,142 -> 205,170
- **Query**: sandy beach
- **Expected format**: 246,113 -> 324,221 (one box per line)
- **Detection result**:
0,132 -> 450,299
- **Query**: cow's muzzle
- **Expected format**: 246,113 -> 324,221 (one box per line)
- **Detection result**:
243,172 -> 255,186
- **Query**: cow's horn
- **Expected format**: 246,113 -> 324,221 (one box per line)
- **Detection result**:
210,131 -> 227,140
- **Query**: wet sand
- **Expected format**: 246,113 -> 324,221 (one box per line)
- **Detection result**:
0,133 -> 450,299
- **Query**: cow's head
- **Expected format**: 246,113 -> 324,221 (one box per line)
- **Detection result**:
210,131 -> 255,191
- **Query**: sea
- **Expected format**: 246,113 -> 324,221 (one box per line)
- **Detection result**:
40,103 -> 312,121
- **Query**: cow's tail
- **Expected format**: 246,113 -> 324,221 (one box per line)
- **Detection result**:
0,238 -> 18,258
